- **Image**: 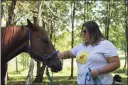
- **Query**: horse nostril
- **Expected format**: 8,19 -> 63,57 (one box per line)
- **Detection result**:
51,65 -> 55,68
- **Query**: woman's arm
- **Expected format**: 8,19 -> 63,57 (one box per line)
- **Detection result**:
91,56 -> 120,78
100,56 -> 120,74
57,50 -> 75,59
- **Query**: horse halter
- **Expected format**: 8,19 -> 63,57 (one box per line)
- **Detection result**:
28,31 -> 59,62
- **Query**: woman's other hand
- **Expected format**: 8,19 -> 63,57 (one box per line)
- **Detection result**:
90,69 -> 100,78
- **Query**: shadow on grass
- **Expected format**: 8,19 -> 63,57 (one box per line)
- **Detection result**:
7,76 -> 127,85
7,76 -> 77,85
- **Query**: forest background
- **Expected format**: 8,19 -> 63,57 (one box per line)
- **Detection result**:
1,0 -> 128,85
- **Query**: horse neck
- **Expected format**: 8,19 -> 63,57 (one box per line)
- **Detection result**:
2,26 -> 29,62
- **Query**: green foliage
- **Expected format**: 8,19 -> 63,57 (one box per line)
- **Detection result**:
3,0 -> 127,84
8,53 -> 31,73
2,0 -> 126,51
114,68 -> 127,73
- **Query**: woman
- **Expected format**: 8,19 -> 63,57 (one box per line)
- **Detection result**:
58,21 -> 120,85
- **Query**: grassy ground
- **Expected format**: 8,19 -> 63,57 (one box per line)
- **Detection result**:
7,76 -> 77,85
7,56 -> 128,85
7,75 -> 128,85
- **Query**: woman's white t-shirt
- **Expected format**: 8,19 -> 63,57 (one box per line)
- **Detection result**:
71,40 -> 118,85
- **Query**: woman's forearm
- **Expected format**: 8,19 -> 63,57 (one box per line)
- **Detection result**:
100,61 -> 120,74
100,56 -> 120,74
62,50 -> 75,59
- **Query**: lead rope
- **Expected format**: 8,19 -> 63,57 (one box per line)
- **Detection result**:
45,60 -> 63,85
85,67 -> 102,85
46,67 -> 53,85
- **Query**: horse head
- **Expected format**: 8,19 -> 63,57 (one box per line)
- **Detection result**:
26,19 -> 62,72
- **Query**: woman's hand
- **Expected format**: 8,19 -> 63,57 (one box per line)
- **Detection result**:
90,69 -> 99,78
57,50 -> 73,59
57,52 -> 65,59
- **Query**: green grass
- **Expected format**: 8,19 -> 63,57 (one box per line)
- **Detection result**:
7,76 -> 77,85
7,56 -> 128,85
7,75 -> 128,85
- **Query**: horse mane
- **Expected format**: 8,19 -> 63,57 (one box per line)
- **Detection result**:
2,26 -> 28,53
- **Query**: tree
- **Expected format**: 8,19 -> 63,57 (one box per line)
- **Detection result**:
69,0 -> 76,79
6,0 -> 17,26
26,59 -> 34,85
5,1 -> 127,84
123,0 -> 128,74
104,0 -> 110,40
5,0 -> 17,84
34,1 -> 45,83
1,1 -> 4,22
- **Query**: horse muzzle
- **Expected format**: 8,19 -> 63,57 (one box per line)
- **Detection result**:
50,61 -> 63,72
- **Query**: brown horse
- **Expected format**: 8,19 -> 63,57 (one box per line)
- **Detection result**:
1,19 -> 62,85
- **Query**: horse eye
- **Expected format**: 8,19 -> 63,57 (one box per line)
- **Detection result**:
42,37 -> 49,43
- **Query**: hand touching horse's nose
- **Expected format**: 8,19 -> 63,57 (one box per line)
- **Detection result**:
57,52 -> 65,59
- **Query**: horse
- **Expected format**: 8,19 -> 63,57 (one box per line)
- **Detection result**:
1,19 -> 62,85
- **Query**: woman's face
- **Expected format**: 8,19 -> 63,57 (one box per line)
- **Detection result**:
82,27 -> 90,42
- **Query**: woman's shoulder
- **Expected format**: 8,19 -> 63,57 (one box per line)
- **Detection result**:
73,43 -> 83,48
100,40 -> 112,44
99,40 -> 115,47
77,43 -> 84,47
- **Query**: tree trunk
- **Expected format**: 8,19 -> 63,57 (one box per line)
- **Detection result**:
34,62 -> 45,82
34,1 -> 45,83
123,0 -> 128,75
123,50 -> 127,73
1,1 -> 4,22
105,0 -> 110,40
34,61 -> 41,82
16,57 -> 18,73
26,59 -> 34,85
6,0 -> 17,26
86,0 -> 89,20
82,1 -> 88,36
50,17 -> 53,40
27,1 -> 43,82
5,0 -> 17,84
69,0 -> 76,79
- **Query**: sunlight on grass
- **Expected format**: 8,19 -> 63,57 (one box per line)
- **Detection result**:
8,59 -> 78,77
8,56 -> 128,85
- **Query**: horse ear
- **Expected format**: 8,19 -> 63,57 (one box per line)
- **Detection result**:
27,19 -> 38,31
27,19 -> 33,28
